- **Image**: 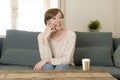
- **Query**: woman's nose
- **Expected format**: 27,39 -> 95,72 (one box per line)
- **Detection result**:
56,19 -> 61,22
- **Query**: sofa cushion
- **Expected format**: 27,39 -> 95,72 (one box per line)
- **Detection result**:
0,49 -> 41,67
2,30 -> 40,55
74,47 -> 113,66
75,32 -> 113,49
113,44 -> 120,68
0,64 -> 33,70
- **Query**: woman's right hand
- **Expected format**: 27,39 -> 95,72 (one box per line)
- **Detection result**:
43,23 -> 56,40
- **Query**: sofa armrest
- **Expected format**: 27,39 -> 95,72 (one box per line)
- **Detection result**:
113,38 -> 120,51
0,38 -> 4,57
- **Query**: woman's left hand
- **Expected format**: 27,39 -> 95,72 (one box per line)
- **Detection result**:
33,58 -> 50,70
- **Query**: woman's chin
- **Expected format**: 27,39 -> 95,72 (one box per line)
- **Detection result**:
56,27 -> 62,30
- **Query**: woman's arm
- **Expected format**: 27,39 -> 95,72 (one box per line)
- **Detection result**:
33,33 -> 53,70
37,33 -> 53,59
34,22 -> 57,70
50,31 -> 76,65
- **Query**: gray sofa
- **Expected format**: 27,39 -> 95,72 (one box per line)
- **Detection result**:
0,30 -> 120,79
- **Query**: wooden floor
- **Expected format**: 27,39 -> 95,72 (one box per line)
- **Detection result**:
0,69 -> 117,80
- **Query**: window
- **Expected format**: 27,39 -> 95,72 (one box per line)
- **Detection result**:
50,0 -> 58,8
18,0 -> 59,32
0,0 -> 60,36
0,0 -> 11,35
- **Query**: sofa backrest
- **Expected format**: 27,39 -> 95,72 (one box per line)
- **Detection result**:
75,32 -> 113,48
2,30 -> 40,55
0,30 -> 119,67
74,32 -> 114,66
0,30 -> 40,67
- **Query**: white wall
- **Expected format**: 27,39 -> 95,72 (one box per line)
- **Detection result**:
65,0 -> 114,35
114,0 -> 120,37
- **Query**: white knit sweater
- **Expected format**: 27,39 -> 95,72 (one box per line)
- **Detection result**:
37,30 -> 76,66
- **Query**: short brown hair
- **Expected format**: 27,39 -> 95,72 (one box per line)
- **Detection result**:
44,8 -> 64,25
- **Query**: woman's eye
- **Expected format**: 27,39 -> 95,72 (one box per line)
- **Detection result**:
52,17 -> 56,20
60,17 -> 63,19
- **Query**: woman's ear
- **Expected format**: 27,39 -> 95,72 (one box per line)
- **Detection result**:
46,20 -> 50,25
46,20 -> 48,24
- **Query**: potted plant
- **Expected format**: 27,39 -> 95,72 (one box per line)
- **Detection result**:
88,20 -> 100,32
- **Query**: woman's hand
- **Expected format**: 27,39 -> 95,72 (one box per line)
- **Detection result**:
43,23 -> 56,40
33,59 -> 50,70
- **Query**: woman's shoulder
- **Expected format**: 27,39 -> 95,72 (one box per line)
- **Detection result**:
37,32 -> 44,39
66,30 -> 76,37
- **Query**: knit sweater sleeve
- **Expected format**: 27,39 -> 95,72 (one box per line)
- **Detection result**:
50,31 -> 76,65
37,33 -> 53,59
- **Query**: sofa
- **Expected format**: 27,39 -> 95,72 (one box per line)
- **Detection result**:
0,29 -> 120,79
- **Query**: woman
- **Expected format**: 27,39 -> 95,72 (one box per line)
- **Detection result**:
34,8 -> 76,70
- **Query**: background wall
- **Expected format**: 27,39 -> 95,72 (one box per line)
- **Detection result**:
64,0 -> 117,37
114,0 -> 120,37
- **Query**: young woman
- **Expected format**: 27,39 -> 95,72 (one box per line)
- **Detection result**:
34,8 -> 76,70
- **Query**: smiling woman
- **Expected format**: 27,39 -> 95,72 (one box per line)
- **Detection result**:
0,0 -> 60,36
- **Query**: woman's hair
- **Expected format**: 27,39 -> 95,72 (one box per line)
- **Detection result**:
44,8 -> 64,25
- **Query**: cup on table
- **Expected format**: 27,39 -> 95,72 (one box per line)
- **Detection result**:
82,58 -> 91,71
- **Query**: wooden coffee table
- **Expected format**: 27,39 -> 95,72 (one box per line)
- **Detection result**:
0,69 -> 117,80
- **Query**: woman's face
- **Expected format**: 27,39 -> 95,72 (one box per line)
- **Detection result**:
47,12 -> 64,30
